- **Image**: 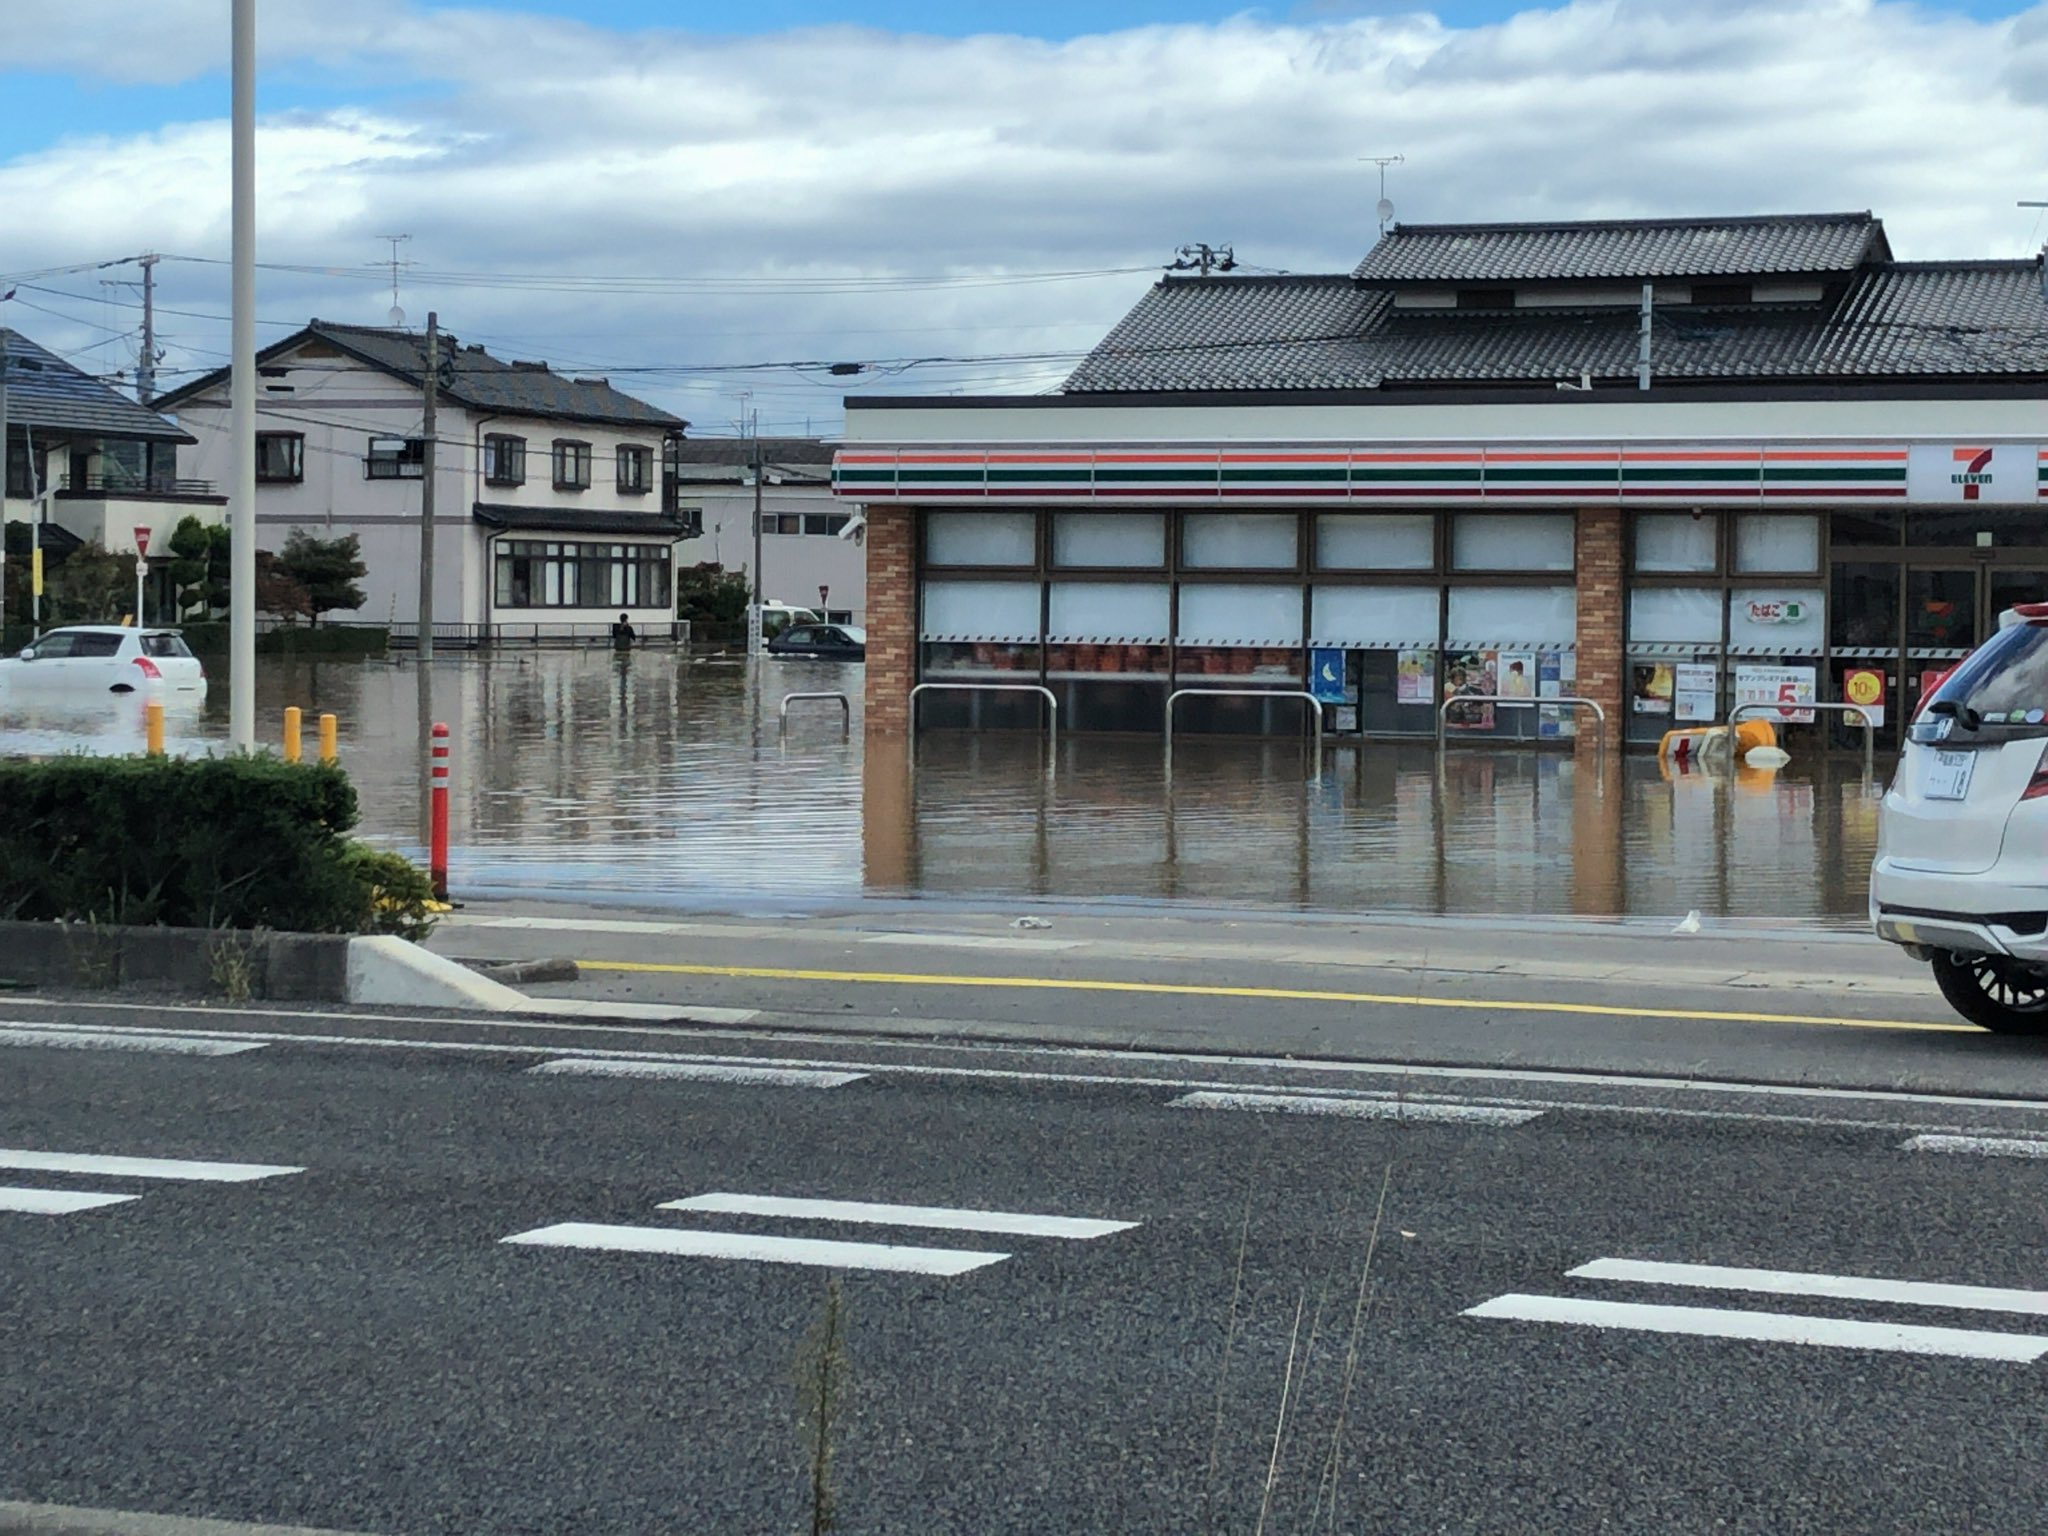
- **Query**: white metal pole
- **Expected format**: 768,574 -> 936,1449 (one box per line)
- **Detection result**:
134,556 -> 145,628
228,0 -> 258,750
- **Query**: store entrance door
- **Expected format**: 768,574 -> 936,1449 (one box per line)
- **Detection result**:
1900,564 -> 2048,719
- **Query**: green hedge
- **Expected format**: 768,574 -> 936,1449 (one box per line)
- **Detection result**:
0,755 -> 418,934
177,623 -> 390,658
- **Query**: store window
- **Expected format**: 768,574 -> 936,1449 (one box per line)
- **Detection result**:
920,579 -> 1040,640
925,511 -> 1034,566
1317,514 -> 1434,571
1053,512 -> 1165,568
1628,587 -> 1722,644
1181,513 -> 1297,569
1047,581 -> 1169,643
1633,514 -> 1717,573
1176,583 -> 1303,645
1734,514 -> 1820,573
1445,585 -> 1575,645
1451,513 -> 1574,573
1728,587 -> 1825,653
1309,586 -> 1439,646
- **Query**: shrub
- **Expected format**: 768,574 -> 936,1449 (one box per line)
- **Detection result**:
341,843 -> 440,943
0,755 -> 383,933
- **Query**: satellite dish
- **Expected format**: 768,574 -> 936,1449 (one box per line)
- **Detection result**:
388,304 -> 406,327
1376,198 -> 1395,225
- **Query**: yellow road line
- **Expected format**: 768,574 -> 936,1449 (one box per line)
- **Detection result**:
574,960 -> 1972,1034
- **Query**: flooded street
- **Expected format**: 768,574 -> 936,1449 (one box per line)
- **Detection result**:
0,650 -> 1881,924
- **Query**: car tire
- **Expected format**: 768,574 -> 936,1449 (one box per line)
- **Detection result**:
1931,951 -> 2048,1035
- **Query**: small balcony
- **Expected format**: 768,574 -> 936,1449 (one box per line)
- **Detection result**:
50,473 -> 228,554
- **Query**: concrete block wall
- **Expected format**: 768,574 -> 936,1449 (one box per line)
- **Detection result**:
864,504 -> 915,734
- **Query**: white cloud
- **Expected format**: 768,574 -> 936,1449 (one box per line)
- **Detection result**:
2,0 -> 2044,431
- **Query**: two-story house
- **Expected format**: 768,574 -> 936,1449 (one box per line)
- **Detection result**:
156,320 -> 697,635
3,324 -> 226,620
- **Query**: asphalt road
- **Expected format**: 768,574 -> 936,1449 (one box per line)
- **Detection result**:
9,999 -> 2048,1533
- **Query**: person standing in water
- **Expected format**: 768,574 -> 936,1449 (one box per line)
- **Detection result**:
611,612 -> 636,650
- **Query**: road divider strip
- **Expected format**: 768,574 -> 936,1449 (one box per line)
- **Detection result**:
1567,1257 -> 2048,1317
527,1058 -> 864,1088
575,959 -> 1970,1034
0,1027 -> 264,1056
501,1222 -> 1008,1276
658,1192 -> 1136,1239
1172,1090 -> 1543,1125
1463,1293 -> 2048,1362
0,1186 -> 138,1215
1900,1133 -> 2048,1158
0,1149 -> 303,1182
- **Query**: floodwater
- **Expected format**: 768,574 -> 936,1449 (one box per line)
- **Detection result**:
0,650 -> 1883,925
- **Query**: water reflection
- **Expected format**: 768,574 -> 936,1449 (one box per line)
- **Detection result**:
0,651 -> 1880,923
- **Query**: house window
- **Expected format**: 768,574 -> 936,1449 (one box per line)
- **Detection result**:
366,437 -> 425,479
255,432 -> 303,484
484,434 -> 527,487
493,539 -> 672,610
803,513 -> 851,536
552,439 -> 592,491
616,444 -> 651,495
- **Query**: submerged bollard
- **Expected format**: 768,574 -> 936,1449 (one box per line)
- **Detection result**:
283,706 -> 303,763
430,721 -> 450,901
144,701 -> 165,757
318,712 -> 338,763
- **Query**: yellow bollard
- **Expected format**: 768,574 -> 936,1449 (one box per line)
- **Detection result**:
318,713 -> 338,764
283,706 -> 303,763
144,701 -> 165,757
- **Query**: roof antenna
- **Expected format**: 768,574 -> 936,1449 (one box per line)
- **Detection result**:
1363,154 -> 1404,238
2022,201 -> 2048,299
375,233 -> 413,326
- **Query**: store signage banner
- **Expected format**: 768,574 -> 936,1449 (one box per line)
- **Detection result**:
1905,444 -> 2041,505
1734,664 -> 1817,724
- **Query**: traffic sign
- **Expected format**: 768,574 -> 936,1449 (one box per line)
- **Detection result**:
133,524 -> 152,557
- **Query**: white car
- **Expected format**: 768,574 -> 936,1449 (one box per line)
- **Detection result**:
1872,604 -> 2048,1032
0,625 -> 207,699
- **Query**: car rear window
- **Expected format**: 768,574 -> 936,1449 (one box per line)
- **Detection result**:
1915,621 -> 2048,741
71,632 -> 124,657
140,634 -> 194,659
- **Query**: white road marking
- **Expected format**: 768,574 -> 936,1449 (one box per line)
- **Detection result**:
1901,1133 -> 2048,1159
1463,1294 -> 2048,1362
0,1150 -> 302,1183
658,1192 -> 1136,1239
0,1028 -> 262,1056
525,1000 -> 760,1025
0,1186 -> 139,1215
859,932 -> 1084,952
528,1058 -> 864,1087
502,1222 -> 1007,1275
1569,1258 -> 2048,1318
1173,1090 -> 1543,1125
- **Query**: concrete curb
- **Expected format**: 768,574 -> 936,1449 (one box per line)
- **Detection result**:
344,935 -> 531,1010
0,1502 -> 379,1536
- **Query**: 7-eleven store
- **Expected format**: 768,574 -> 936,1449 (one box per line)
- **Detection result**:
834,393 -> 2048,754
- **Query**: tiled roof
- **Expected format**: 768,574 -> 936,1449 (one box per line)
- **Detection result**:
1350,212 -> 1884,284
669,436 -> 834,466
157,322 -> 686,431
0,328 -> 191,443
1062,261 -> 2048,392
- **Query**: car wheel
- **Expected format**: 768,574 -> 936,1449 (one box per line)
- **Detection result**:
1931,951 -> 2048,1035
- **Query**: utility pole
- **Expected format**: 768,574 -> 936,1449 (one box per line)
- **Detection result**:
1168,243 -> 1237,277
1636,283 -> 1654,392
418,311 -> 437,663
227,0 -> 257,751
750,409 -> 764,655
2024,202 -> 2048,299
136,253 -> 160,403
0,329 -> 9,642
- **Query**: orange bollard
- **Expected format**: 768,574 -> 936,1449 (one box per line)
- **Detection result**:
144,701 -> 165,757
318,712 -> 338,763
430,721 -> 450,901
283,706 -> 303,763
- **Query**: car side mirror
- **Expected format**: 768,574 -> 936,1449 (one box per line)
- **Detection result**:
17,648 -> 35,662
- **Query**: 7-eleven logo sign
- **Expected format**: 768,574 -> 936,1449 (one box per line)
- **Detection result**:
1952,446 -> 1995,500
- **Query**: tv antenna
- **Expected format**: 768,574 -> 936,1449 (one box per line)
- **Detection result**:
375,233 -> 414,326
1167,243 -> 1237,277
1363,154 -> 1404,237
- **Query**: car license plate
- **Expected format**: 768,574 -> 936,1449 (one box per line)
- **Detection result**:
1924,749 -> 1977,801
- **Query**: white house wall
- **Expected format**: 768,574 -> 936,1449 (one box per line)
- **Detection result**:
689,482 -> 867,619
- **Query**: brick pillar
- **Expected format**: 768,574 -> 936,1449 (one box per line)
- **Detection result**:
1574,505 -> 1624,761
863,504 -> 915,736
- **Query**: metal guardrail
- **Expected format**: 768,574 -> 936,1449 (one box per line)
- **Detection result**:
909,682 -> 1057,750
1436,694 -> 1609,765
1165,688 -> 1325,777
779,691 -> 851,739
1731,701 -> 1876,778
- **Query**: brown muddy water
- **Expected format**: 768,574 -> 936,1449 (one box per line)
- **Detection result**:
0,650 -> 1883,924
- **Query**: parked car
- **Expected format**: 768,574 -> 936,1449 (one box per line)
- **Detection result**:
1872,603 -> 2048,1032
766,623 -> 866,660
760,603 -> 822,639
0,626 -> 207,699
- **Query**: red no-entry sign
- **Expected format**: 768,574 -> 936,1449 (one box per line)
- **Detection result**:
133,525 -> 152,557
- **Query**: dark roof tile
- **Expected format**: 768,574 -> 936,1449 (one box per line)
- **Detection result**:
0,328 -> 192,443
1350,212 -> 1882,284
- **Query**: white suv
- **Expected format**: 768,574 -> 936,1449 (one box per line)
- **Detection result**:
1872,605 -> 2048,1032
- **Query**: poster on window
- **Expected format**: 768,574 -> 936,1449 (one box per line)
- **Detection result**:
1734,663 -> 1817,724
1538,652 -> 1579,738
1498,651 -> 1537,707
1631,662 -> 1675,717
1396,648 -> 1435,705
1842,667 -> 1886,729
1673,662 -> 1718,723
1444,649 -> 1496,731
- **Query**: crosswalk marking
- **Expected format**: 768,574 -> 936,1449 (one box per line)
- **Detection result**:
1464,1293 -> 2048,1362
1172,1090 -> 1543,1125
0,1186 -> 138,1215
501,1222 -> 1007,1276
658,1193 -> 1137,1239
527,1058 -> 865,1088
1901,1133 -> 2048,1159
0,1027 -> 263,1057
1568,1258 -> 2048,1318
0,1150 -> 303,1183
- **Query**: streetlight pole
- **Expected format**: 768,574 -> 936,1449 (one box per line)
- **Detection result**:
227,0 -> 258,751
